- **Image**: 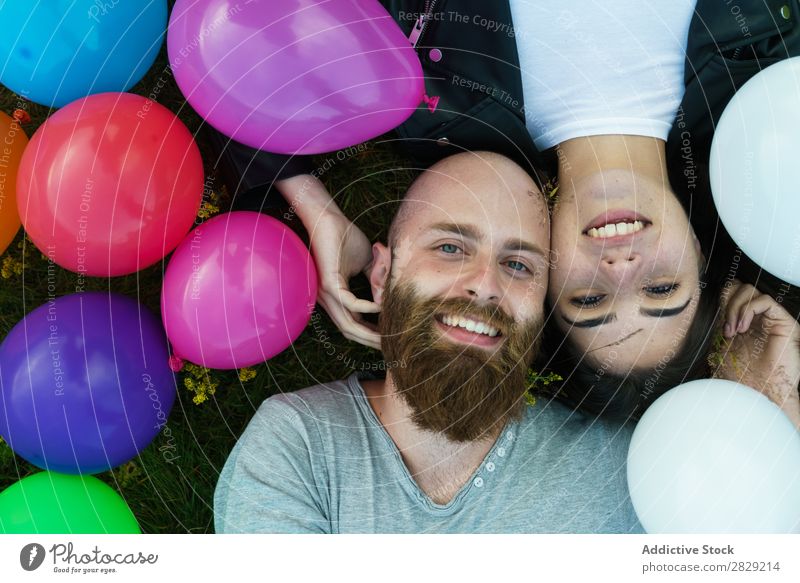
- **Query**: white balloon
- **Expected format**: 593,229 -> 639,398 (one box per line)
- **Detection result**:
627,379 -> 800,533
710,57 -> 800,286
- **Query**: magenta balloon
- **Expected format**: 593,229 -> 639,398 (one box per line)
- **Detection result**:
168,0 -> 424,154
161,212 -> 318,369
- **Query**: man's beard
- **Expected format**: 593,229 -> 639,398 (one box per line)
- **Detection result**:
378,279 -> 542,443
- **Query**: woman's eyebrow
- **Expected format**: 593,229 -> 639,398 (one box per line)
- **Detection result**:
561,313 -> 616,328
640,297 -> 693,318
562,296 -> 693,328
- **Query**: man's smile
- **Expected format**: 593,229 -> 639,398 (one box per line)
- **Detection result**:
433,313 -> 504,348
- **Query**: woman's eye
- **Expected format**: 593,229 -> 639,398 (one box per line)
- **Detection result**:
570,294 -> 606,308
645,283 -> 679,296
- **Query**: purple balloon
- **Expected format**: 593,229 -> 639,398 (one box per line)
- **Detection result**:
168,0 -> 425,154
0,293 -> 176,474
161,211 -> 318,370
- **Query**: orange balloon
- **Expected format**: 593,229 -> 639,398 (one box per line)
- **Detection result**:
0,111 -> 28,255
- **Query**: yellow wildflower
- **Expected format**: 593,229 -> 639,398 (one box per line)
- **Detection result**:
196,200 -> 221,219
113,461 -> 142,489
182,365 -> 218,406
1,255 -> 23,278
526,369 -> 563,390
238,367 -> 257,382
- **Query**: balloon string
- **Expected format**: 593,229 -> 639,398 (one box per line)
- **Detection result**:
168,355 -> 185,373
12,109 -> 30,124
422,94 -> 439,113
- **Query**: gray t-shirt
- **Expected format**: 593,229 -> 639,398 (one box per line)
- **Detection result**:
214,372 -> 644,533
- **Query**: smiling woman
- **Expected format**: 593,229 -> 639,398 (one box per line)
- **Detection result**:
542,134 -> 723,418
530,0 -> 800,420
548,142 -> 706,369
503,0 -> 719,414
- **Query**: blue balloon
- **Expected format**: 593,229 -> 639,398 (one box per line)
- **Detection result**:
0,0 -> 167,108
0,292 -> 177,474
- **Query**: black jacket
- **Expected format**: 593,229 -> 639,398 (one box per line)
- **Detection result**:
208,0 -> 541,205
211,0 -> 800,283
666,0 -> 800,300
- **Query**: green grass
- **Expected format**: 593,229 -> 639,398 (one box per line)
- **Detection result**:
0,38 -> 417,533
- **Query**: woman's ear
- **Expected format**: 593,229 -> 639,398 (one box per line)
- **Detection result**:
693,231 -> 706,267
369,242 -> 391,307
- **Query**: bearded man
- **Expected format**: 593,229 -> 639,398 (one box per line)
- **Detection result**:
214,151 -> 642,533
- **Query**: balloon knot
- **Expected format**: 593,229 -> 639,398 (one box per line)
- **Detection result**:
168,355 -> 185,373
422,93 -> 440,113
12,109 -> 30,125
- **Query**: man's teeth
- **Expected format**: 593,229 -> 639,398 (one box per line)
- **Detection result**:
441,314 -> 499,337
587,220 -> 644,238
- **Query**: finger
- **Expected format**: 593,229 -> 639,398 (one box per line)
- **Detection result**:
340,291 -> 381,314
736,288 -> 763,333
321,273 -> 381,314
318,294 -> 383,349
724,283 -> 757,336
745,294 -> 798,338
719,279 -> 743,310
735,292 -> 792,335
721,281 -> 745,336
348,331 -> 382,351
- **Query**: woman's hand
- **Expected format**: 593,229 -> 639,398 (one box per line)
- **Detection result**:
276,174 -> 382,350
716,280 -> 800,428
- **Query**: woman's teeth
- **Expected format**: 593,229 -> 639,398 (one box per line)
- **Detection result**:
587,220 -> 644,238
441,314 -> 499,337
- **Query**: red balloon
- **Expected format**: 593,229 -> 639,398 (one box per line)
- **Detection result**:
17,92 -> 203,276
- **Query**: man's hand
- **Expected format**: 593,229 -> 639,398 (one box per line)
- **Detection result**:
276,174 -> 382,350
716,280 -> 800,428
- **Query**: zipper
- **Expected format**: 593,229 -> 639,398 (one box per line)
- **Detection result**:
408,0 -> 439,48
408,0 -> 442,114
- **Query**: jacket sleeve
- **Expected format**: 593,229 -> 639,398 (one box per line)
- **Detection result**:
666,0 -> 800,310
214,397 -> 331,534
205,127 -> 316,211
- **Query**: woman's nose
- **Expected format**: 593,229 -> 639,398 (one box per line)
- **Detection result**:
601,252 -> 641,280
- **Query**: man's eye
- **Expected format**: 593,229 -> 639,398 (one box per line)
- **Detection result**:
570,294 -> 606,308
645,283 -> 679,296
506,260 -> 529,273
438,243 -> 461,254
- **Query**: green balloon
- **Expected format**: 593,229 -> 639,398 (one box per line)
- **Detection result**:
0,472 -> 140,533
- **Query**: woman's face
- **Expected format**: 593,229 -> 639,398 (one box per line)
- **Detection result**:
548,169 -> 703,373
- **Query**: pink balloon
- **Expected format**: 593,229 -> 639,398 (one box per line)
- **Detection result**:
168,0 -> 424,154
161,211 -> 318,369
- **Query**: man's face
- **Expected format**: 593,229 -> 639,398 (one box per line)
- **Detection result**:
374,154 -> 550,442
548,169 -> 703,372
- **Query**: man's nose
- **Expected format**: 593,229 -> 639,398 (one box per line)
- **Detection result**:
460,260 -> 503,302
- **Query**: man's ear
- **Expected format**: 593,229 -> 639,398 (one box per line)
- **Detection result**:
369,242 -> 391,307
